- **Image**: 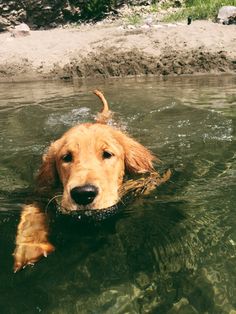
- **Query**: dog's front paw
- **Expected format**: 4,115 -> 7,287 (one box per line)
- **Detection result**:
13,242 -> 55,272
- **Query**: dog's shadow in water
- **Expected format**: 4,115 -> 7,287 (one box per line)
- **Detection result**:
38,171 -> 189,280
0,168 -> 216,313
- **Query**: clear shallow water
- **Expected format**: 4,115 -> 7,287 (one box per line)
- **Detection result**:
0,75 -> 236,313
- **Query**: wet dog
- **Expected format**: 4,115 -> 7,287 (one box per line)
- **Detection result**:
14,90 -> 170,271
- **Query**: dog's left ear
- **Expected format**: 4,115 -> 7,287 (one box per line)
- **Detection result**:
116,132 -> 156,174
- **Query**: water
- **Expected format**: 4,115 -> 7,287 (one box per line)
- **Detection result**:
0,75 -> 236,314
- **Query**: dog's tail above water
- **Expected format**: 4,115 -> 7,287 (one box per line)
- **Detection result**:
94,89 -> 112,124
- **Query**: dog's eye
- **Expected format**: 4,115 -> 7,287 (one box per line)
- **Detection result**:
62,152 -> 72,163
102,151 -> 113,159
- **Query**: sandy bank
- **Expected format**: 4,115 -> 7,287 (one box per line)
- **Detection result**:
0,20 -> 235,81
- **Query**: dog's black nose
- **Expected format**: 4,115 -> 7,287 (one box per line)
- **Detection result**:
70,185 -> 98,206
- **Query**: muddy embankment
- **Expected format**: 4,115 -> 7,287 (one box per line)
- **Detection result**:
0,19 -> 236,81
56,48 -> 235,80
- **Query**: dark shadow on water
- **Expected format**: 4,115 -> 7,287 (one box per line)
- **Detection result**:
0,163 -> 234,313
0,180 -> 190,313
0,75 -> 236,313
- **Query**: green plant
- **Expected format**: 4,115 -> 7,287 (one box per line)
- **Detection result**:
150,3 -> 159,12
125,13 -> 143,25
163,0 -> 236,22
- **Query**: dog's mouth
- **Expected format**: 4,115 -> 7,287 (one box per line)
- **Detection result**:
56,202 -> 120,221
53,193 -> 120,220
52,170 -> 171,220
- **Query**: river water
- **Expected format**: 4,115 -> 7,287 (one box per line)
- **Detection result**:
0,75 -> 235,313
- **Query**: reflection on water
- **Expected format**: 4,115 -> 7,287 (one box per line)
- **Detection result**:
0,75 -> 236,313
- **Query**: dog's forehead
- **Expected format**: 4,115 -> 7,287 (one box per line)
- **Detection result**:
65,123 -> 115,138
60,123 -> 122,149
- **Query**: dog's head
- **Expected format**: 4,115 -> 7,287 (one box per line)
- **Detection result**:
37,91 -> 155,211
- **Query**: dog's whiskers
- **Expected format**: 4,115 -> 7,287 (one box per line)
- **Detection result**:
45,194 -> 63,212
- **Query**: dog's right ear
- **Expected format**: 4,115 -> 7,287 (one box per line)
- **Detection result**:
36,141 -> 60,193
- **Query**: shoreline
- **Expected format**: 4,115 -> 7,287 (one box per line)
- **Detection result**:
0,20 -> 235,82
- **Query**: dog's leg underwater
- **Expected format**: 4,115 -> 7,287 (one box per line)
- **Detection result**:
13,203 -> 54,272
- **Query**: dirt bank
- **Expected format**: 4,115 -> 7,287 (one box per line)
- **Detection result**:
0,20 -> 235,82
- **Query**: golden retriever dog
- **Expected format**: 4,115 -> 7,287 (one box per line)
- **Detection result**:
13,90 -> 170,272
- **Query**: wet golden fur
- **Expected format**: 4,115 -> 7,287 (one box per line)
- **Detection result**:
13,91 -> 158,271
37,123 -> 155,211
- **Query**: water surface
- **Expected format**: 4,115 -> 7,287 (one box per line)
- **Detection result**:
0,75 -> 236,313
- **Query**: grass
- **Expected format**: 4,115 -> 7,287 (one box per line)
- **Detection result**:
150,2 -> 172,12
163,0 -> 236,22
150,1 -> 180,13
125,13 -> 143,26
